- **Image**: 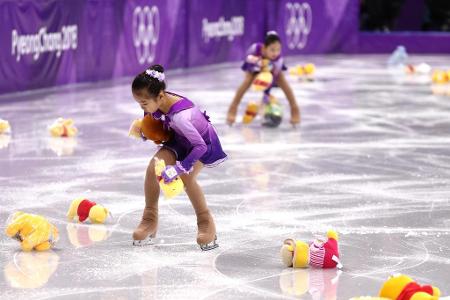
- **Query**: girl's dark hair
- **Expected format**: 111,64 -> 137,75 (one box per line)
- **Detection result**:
132,64 -> 166,98
264,31 -> 281,46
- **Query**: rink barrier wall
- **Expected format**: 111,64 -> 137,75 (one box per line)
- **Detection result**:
1,0 -> 449,95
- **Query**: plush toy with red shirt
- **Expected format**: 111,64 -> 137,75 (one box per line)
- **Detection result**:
280,230 -> 342,269
67,198 -> 110,224
350,274 -> 440,300
49,118 -> 78,137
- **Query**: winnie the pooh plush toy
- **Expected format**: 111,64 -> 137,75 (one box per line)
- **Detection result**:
280,230 -> 342,269
154,157 -> 184,199
129,114 -> 171,144
0,118 -> 11,134
252,59 -> 274,92
67,198 -> 110,224
5,212 -> 59,251
289,63 -> 316,82
350,274 -> 440,300
379,274 -> 440,300
49,117 -> 78,137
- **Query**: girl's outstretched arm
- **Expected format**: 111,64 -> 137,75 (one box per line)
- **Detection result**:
277,72 -> 301,125
227,72 -> 256,125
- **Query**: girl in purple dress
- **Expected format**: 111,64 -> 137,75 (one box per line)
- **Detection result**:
131,64 -> 227,251
226,31 -> 301,126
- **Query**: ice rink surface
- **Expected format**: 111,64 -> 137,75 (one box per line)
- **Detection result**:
1,55 -> 449,299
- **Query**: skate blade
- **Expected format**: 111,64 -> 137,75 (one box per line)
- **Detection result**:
132,237 -> 155,246
199,237 -> 219,251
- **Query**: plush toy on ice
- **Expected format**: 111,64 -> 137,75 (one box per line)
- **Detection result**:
129,114 -> 171,144
262,94 -> 283,128
431,69 -> 450,84
67,198 -> 110,224
379,274 -> 440,300
280,230 -> 342,269
351,274 -> 440,300
154,157 -> 184,199
242,101 -> 259,124
49,117 -> 78,137
0,119 -> 11,149
242,94 -> 283,127
289,63 -> 316,81
0,119 -> 11,134
5,212 -> 59,251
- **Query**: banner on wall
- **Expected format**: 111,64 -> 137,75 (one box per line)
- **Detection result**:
187,0 -> 266,67
114,0 -> 187,75
266,0 -> 358,54
2,0 -> 450,95
0,0 -> 186,94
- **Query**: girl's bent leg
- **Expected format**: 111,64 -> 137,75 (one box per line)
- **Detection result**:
133,148 -> 176,245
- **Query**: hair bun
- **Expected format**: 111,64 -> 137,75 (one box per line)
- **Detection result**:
149,64 -> 164,74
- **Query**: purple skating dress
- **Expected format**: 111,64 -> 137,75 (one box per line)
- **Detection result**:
150,93 -> 227,172
241,42 -> 287,95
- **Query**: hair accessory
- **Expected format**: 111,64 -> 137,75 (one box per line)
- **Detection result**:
145,69 -> 165,82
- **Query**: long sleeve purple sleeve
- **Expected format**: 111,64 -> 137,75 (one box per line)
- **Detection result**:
170,110 -> 207,172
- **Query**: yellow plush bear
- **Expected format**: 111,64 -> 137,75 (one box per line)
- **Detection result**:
5,212 -> 59,251
280,230 -> 341,269
49,117 -> 78,137
431,70 -> 449,84
67,198 -> 110,224
289,63 -> 316,81
0,119 -> 11,134
154,157 -> 184,199
242,101 -> 259,124
351,274 -> 440,300
252,59 -> 274,92
379,274 -> 440,300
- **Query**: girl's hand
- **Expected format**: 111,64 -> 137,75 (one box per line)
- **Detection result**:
290,106 -> 301,126
161,162 -> 187,183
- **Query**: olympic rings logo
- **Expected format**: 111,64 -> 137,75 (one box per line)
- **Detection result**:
285,2 -> 312,50
132,6 -> 160,65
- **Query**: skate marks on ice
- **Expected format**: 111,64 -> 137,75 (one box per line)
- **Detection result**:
1,55 -> 450,298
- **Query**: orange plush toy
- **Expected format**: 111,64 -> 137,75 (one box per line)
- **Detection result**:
129,115 -> 171,144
